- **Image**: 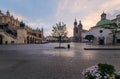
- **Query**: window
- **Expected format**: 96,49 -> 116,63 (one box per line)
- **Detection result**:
5,41 -> 8,44
99,30 -> 103,33
11,41 -> 14,44
118,23 -> 120,27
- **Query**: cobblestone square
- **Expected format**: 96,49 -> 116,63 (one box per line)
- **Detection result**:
0,43 -> 120,79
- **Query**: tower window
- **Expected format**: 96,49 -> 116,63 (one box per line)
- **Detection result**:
99,30 -> 103,33
11,41 -> 14,44
5,41 -> 8,44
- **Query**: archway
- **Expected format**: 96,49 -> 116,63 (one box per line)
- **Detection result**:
99,36 -> 105,45
27,36 -> 30,44
30,37 -> 32,44
33,38 -> 35,43
0,35 -> 3,44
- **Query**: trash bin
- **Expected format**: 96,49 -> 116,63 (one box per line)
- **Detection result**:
67,44 -> 70,49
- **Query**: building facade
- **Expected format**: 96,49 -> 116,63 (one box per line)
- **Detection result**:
88,12 -> 120,45
0,10 -> 44,44
73,19 -> 83,42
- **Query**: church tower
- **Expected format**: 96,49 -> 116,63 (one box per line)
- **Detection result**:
6,10 -> 10,16
73,19 -> 78,42
101,12 -> 106,20
78,20 -> 83,42
73,19 -> 83,42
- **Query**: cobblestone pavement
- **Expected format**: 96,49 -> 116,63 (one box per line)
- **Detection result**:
0,43 -> 120,79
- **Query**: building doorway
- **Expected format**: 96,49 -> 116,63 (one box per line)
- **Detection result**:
0,35 -> 3,44
99,36 -> 105,45
27,36 -> 29,44
117,39 -> 120,43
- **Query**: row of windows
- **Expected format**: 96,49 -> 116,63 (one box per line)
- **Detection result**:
0,17 -> 19,26
5,41 -> 14,44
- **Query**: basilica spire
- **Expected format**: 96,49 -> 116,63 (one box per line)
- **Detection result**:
73,19 -> 83,42
74,18 -> 77,26
78,20 -> 82,27
6,10 -> 10,16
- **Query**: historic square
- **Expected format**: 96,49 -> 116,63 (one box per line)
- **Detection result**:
0,0 -> 120,79
0,43 -> 120,79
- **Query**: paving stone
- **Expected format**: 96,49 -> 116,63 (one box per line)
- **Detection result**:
0,43 -> 120,79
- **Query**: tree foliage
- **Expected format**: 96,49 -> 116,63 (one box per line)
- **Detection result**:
52,22 -> 68,47
103,22 -> 120,45
52,22 -> 67,38
85,35 -> 94,42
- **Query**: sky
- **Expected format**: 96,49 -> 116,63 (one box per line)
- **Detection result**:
0,0 -> 120,37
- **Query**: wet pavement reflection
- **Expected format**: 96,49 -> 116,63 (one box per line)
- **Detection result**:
0,43 -> 120,79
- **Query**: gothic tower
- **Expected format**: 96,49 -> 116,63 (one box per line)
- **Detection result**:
73,19 -> 78,42
78,20 -> 83,42
73,19 -> 83,42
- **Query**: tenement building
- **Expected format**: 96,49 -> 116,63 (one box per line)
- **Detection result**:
0,10 -> 44,44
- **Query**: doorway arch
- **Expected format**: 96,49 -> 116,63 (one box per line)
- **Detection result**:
0,35 -> 3,44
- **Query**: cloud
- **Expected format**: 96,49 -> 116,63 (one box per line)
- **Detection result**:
2,0 -> 120,37
27,22 -> 45,29
55,0 -> 120,36
100,0 -> 120,12
26,19 -> 53,36
10,0 -> 28,2
55,0 -> 69,20
55,0 -> 102,36
107,10 -> 120,19
0,9 -> 27,21
56,0 -> 102,19
12,13 -> 27,21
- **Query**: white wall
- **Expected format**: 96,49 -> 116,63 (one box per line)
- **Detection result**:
88,27 -> 112,44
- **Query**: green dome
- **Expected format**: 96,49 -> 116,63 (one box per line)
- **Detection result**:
96,19 -> 112,26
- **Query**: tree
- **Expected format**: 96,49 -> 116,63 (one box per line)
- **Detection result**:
85,35 -> 94,42
103,23 -> 120,45
52,22 -> 68,47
